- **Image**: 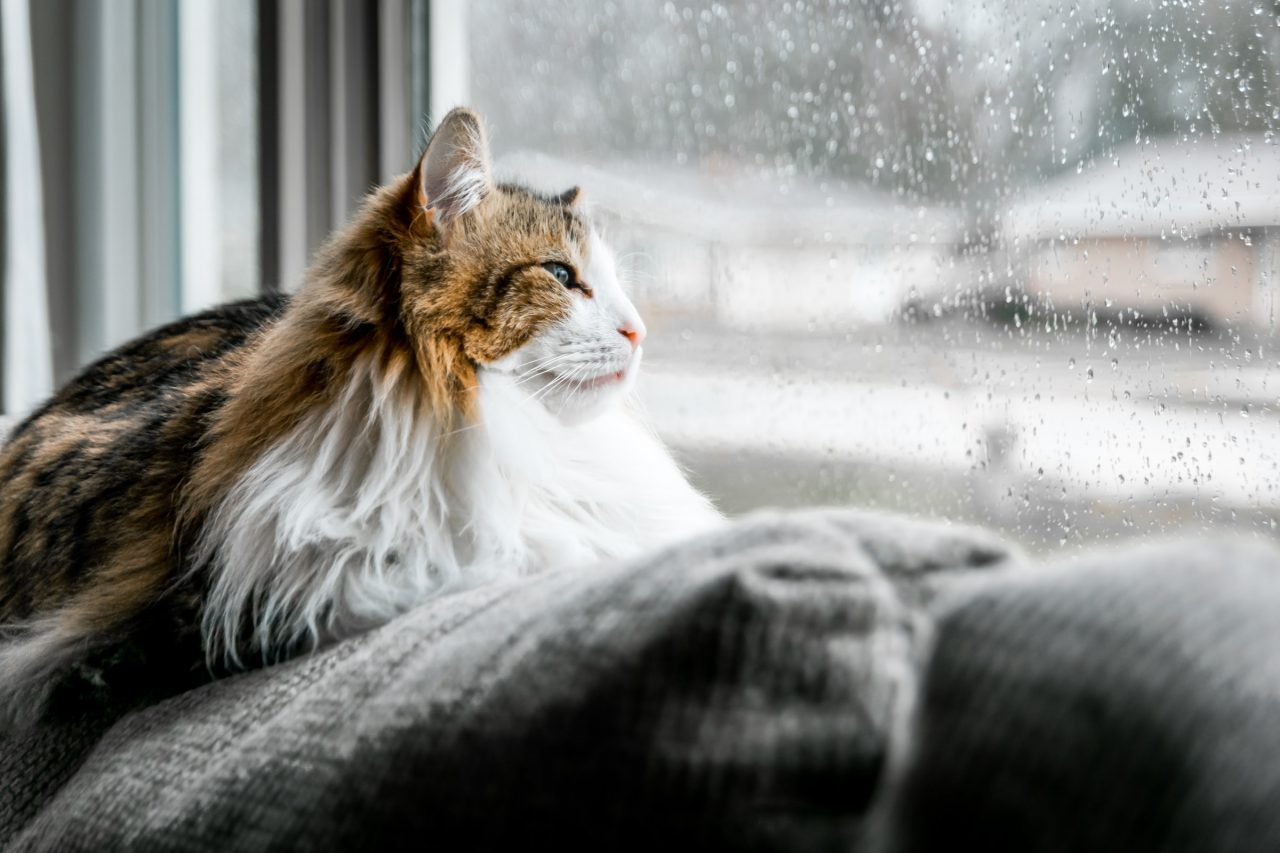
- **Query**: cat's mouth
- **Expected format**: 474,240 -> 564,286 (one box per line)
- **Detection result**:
575,369 -> 626,389
536,361 -> 632,392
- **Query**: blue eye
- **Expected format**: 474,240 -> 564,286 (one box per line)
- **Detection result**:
543,262 -> 574,288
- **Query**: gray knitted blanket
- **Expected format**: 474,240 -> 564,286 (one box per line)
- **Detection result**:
2,508 -> 1278,851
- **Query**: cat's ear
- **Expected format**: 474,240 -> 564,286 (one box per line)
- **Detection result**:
416,107 -> 494,231
557,186 -> 582,207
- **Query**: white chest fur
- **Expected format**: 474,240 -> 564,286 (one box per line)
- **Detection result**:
196,359 -> 720,666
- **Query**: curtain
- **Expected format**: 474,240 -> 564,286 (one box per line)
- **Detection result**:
1,0 -> 52,416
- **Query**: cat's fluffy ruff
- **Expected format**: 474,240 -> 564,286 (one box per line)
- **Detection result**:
199,350 -> 718,667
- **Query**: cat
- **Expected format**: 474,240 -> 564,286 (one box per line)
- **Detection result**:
0,108 -> 721,729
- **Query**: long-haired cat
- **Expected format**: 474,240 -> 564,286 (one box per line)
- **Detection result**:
0,108 -> 720,729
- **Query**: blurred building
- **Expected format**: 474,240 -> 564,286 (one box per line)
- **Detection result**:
1004,134 -> 1280,328
499,151 -> 963,332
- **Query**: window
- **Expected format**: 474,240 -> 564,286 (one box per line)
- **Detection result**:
457,0 -> 1280,552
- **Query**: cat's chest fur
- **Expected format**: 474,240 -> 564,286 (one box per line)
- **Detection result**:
197,356 -> 718,665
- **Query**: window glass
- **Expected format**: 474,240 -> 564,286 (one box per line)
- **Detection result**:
466,1 -> 1280,553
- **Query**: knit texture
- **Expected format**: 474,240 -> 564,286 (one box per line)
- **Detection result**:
873,537 -> 1280,853
0,508 -> 1015,851
11,506 -> 1278,852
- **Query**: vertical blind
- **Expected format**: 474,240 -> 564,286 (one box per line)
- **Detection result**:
0,0 -> 467,416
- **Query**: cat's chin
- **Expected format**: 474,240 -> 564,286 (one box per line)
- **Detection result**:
491,348 -> 642,427
543,369 -> 635,426
548,391 -> 621,426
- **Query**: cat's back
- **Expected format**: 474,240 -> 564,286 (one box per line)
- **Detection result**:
0,294 -> 289,620
18,294 -> 289,424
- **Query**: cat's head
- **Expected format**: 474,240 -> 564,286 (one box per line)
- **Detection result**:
388,108 -> 645,426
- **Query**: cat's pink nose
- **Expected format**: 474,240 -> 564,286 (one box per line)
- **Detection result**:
618,323 -> 645,350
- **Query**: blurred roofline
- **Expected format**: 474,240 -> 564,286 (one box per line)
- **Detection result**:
1003,132 -> 1280,243
496,149 -> 965,247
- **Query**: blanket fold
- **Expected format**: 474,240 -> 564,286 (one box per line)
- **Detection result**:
8,508 -> 1276,852
3,509 -> 1014,852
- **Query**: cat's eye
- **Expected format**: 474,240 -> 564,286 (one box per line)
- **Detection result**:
542,262 -> 575,288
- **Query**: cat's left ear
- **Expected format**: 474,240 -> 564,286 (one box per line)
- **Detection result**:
416,107 -> 494,231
